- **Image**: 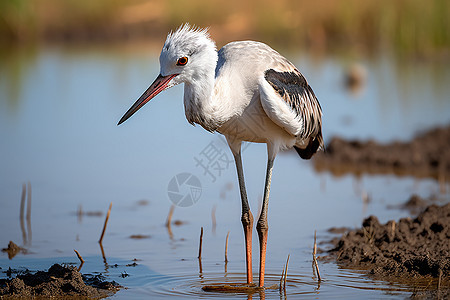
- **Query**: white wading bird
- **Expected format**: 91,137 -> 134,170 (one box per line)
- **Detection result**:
118,24 -> 323,287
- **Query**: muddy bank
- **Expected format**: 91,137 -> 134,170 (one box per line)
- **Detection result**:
0,263 -> 121,298
328,202 -> 449,293
314,125 -> 450,179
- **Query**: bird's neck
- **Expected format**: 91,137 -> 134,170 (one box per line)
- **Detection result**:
183,57 -> 220,131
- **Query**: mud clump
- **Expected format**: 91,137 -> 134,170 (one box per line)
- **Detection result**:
314,125 -> 450,179
399,194 -> 437,215
329,203 -> 450,279
0,264 -> 121,298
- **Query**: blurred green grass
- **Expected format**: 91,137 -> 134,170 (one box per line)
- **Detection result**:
1,0 -> 449,57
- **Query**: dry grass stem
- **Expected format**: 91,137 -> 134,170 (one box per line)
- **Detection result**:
313,231 -> 317,257
279,254 -> 290,292
225,231 -> 230,262
284,254 -> 290,290
198,227 -> 204,274
438,268 -> 442,291
314,259 -> 321,282
99,202 -> 112,244
313,230 -> 322,282
99,242 -> 107,265
279,267 -> 284,292
198,256 -> 203,274
198,227 -> 204,259
166,205 -> 175,227
74,249 -> 84,263
390,221 -> 396,237
74,249 -> 84,271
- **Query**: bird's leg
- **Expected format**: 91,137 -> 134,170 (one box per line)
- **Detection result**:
233,151 -> 253,284
256,157 -> 274,287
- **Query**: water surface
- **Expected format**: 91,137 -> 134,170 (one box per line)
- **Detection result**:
0,45 -> 449,299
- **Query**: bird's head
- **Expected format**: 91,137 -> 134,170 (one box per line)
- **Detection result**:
118,24 -> 217,125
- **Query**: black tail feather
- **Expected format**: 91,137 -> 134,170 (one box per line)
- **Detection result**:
294,130 -> 323,160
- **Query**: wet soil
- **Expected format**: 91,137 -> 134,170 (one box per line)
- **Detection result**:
391,194 -> 442,215
313,125 -> 450,179
0,263 -> 121,298
328,202 -> 450,295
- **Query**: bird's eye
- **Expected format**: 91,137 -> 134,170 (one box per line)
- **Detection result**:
176,57 -> 188,66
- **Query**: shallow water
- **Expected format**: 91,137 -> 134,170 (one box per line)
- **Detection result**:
0,44 -> 449,299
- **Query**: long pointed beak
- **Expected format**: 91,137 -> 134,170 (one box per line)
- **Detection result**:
118,74 -> 178,125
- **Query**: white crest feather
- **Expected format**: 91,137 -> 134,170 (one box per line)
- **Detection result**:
163,23 -> 216,54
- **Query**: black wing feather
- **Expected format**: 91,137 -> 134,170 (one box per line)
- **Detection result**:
264,69 -> 323,157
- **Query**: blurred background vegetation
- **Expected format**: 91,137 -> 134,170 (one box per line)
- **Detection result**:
0,0 -> 449,57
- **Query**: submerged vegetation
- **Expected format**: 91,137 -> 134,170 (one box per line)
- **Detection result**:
1,0 -> 449,56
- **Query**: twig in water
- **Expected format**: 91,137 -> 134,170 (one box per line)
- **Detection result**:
279,266 -> 284,292
99,202 -> 112,244
74,249 -> 84,263
284,254 -> 290,291
198,227 -> 204,259
166,205 -> 175,227
198,256 -> 203,275
279,254 -> 290,292
313,230 -> 322,282
225,231 -> 230,263
99,242 -> 107,265
74,249 -> 84,271
198,227 -> 204,275
223,231 -> 229,274
313,231 -> 317,257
